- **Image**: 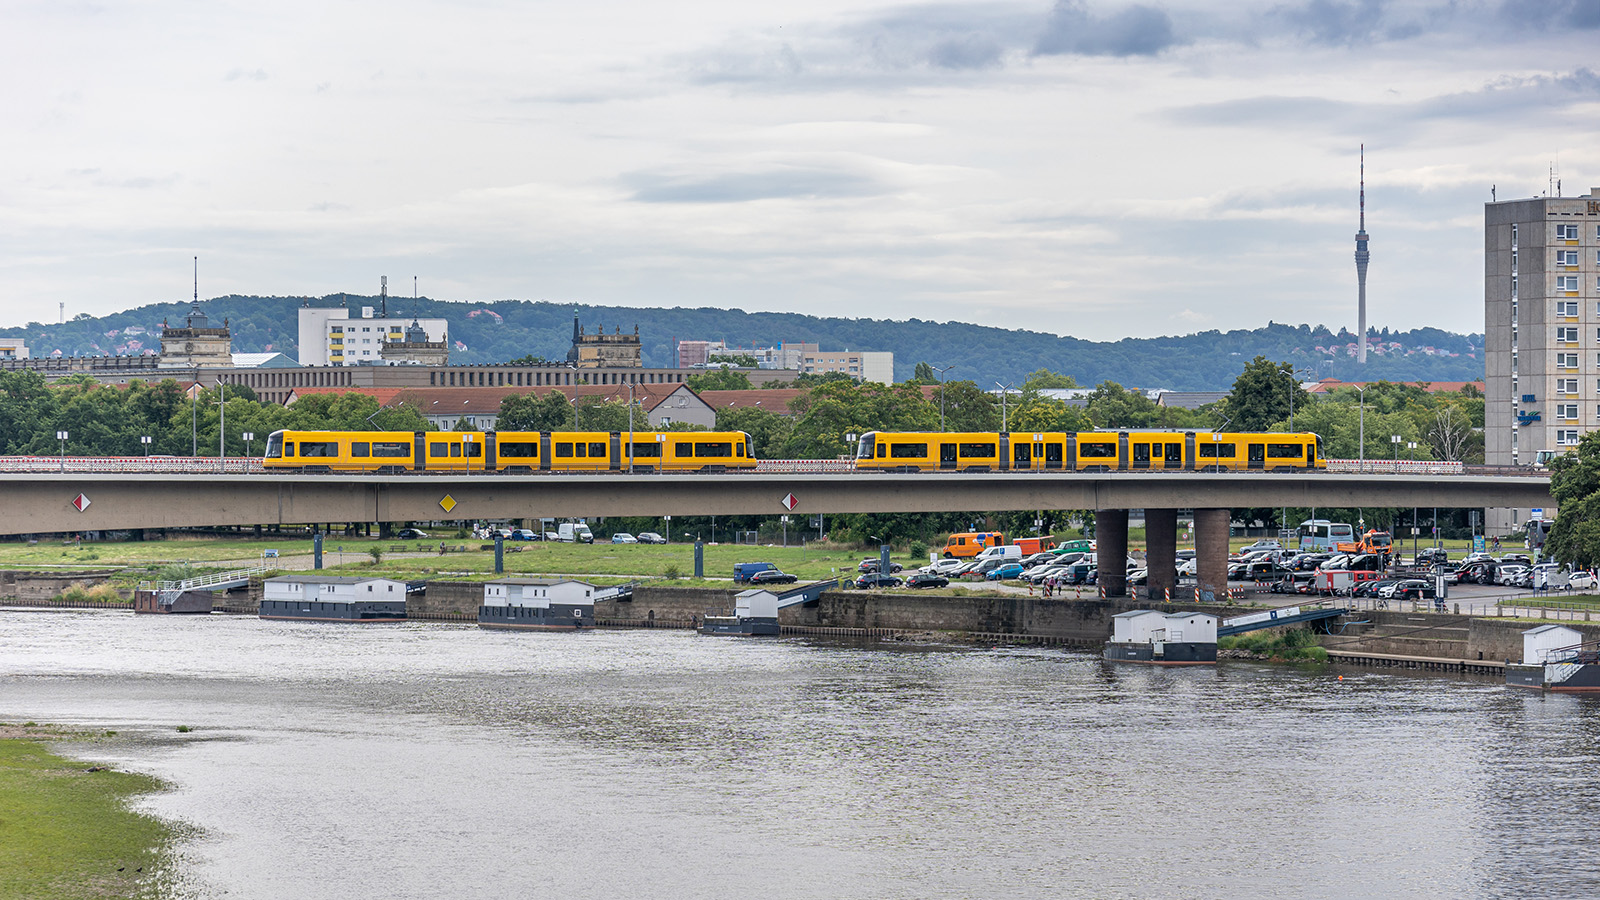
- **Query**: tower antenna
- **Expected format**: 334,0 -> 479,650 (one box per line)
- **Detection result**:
380,276 -> 388,319
1354,145 -> 1370,365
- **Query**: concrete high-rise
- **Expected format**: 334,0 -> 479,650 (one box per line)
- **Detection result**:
1354,145 -> 1370,365
1485,185 -> 1600,532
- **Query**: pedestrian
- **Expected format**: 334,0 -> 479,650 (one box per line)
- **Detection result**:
439,541 -> 446,555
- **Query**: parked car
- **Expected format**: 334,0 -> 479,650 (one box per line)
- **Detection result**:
1127,567 -> 1149,585
1496,564 -> 1529,586
1570,571 -> 1598,591
923,558 -> 969,576
858,559 -> 905,574
543,531 -> 561,542
1060,562 -> 1096,585
1177,558 -> 1198,577
985,562 -> 1026,581
1413,547 -> 1451,568
636,532 -> 667,544
1021,552 -> 1057,569
611,533 -> 639,544
511,528 -> 538,541
906,572 -> 949,589
854,573 -> 903,589
1239,539 -> 1283,553
1353,578 -> 1402,598
748,569 -> 798,585
1379,579 -> 1436,601
396,527 -> 428,539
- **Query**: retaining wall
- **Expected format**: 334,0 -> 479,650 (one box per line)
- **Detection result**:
0,570 -> 117,601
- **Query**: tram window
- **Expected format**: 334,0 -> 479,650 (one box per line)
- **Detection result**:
1045,444 -> 1063,462
588,442 -> 606,457
630,443 -> 661,458
958,442 -> 996,458
430,444 -> 449,458
574,443 -> 587,458
1199,444 -> 1237,458
451,443 -> 463,458
556,443 -> 574,458
1079,443 -> 1116,458
1014,444 -> 1031,463
878,444 -> 887,458
695,442 -> 733,457
466,443 -> 483,458
675,444 -> 693,457
373,442 -> 410,458
1267,443 -> 1304,459
890,444 -> 928,458
737,443 -> 746,457
351,442 -> 370,458
498,442 -> 538,457
284,442 -> 295,457
300,442 -> 338,458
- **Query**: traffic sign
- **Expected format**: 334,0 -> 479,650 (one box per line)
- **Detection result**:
72,493 -> 91,512
781,493 -> 798,511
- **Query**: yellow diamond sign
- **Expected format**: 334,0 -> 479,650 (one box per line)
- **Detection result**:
439,494 -> 457,513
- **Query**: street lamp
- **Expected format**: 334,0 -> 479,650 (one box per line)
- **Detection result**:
1354,384 -> 1367,468
242,431 -> 256,458
1391,434 -> 1402,473
462,433 -> 476,473
140,435 -> 152,457
994,381 -> 1015,432
56,430 -> 68,472
626,382 -> 634,475
217,378 -> 226,469
934,365 -> 955,431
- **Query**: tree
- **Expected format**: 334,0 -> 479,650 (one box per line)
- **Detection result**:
496,390 -> 574,431
909,362 -> 938,384
573,398 -> 643,431
1224,356 -> 1310,432
784,381 -> 936,459
933,381 -> 999,431
711,353 -> 760,367
1022,369 -> 1079,390
686,368 -> 753,391
1085,382 -> 1160,429
792,371 -> 856,387
716,405 -> 794,459
1547,431 -> 1600,567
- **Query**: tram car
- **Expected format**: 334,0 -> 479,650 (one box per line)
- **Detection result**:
853,431 -> 1325,472
262,429 -> 756,474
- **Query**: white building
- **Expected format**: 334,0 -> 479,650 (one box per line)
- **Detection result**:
298,304 -> 448,367
1484,185 -> 1600,532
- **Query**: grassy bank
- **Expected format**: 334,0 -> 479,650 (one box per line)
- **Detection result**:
0,725 -> 176,899
1218,628 -> 1330,662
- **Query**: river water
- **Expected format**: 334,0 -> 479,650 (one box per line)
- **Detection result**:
5,608 -> 1600,899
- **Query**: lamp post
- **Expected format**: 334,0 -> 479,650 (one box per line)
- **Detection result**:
462,432 -> 476,473
626,382 -> 634,475
217,378 -> 226,470
56,430 -> 68,472
1391,434 -> 1401,473
994,381 -> 1015,432
191,368 -> 199,456
934,365 -> 955,431
140,435 -> 151,457
1354,384 -> 1366,468
242,431 -> 256,458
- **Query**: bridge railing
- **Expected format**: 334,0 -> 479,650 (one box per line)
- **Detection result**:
0,455 -> 265,474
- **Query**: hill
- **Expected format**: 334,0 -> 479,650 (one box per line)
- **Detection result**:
0,297 -> 1483,391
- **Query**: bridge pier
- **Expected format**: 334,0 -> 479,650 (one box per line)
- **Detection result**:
1095,509 -> 1128,597
1145,508 -> 1177,602
1195,508 -> 1230,602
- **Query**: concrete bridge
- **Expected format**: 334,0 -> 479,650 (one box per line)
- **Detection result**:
4,467 -> 1552,601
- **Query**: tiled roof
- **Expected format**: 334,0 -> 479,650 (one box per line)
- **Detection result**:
287,383 -> 706,415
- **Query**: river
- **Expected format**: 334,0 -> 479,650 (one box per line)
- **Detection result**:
4,608 -> 1600,899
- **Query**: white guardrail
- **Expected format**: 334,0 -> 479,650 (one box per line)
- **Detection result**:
0,456 -> 1512,476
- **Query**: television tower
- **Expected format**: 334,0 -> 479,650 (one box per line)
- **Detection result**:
1354,145 -> 1370,364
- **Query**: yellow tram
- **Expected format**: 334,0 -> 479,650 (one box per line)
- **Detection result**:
852,431 -> 1325,472
262,429 -> 757,474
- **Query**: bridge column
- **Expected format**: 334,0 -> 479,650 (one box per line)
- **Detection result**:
1195,508 -> 1230,602
1146,508 -> 1177,602
1095,509 -> 1128,597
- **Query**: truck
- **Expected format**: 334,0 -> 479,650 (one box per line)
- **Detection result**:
557,522 -> 594,544
942,532 -> 1006,559
1336,529 -> 1393,562
1312,569 -> 1383,596
1014,536 -> 1057,555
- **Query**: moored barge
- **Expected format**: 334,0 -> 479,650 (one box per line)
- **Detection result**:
258,575 -> 408,622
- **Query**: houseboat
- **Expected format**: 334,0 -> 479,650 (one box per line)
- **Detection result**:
1104,610 -> 1218,665
700,589 -> 781,636
478,578 -> 595,630
258,575 -> 409,622
1506,624 -> 1600,692
133,588 -> 214,614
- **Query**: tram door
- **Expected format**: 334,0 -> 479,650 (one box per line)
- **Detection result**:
1164,442 -> 1182,469
1132,443 -> 1151,469
1247,443 -> 1265,469
940,443 -> 957,470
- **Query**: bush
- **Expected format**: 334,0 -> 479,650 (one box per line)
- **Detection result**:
663,564 -> 680,580
368,547 -> 384,564
909,540 -> 928,558
60,584 -> 123,604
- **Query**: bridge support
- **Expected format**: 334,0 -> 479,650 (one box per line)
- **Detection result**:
1195,508 -> 1230,602
1146,508 -> 1177,602
1096,509 -> 1128,597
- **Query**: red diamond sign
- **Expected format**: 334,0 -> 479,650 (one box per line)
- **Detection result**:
72,493 -> 91,512
781,492 -> 798,511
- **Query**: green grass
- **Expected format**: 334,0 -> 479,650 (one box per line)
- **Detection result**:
1219,627 -> 1330,662
0,730 -> 177,899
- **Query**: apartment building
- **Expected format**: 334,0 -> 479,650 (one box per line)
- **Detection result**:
1485,185 -> 1600,531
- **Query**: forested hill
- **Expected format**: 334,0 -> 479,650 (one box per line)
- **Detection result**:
2,295 -> 1483,391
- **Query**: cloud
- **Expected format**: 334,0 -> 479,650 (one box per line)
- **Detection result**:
223,67 -> 268,82
1033,1 -> 1180,56
1496,0 -> 1600,31
625,166 -> 893,203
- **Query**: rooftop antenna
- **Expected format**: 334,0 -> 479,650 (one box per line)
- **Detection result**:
380,276 -> 388,318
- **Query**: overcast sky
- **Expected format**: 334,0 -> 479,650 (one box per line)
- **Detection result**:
4,0 -> 1598,340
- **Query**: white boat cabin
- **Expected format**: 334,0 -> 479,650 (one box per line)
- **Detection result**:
483,578 -> 595,610
263,575 -> 407,604
1522,624 -> 1583,665
736,589 -> 779,620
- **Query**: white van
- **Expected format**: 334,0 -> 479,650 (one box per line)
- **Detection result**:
973,545 -> 1023,563
557,523 -> 594,544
